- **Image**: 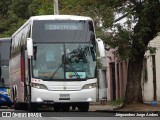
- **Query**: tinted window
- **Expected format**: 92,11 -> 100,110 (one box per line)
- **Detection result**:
32,20 -> 95,43
0,66 -> 9,87
0,41 -> 10,64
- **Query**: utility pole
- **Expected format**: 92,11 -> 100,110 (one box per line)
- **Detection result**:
54,0 -> 59,15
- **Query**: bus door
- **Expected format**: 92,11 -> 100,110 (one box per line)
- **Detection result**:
24,49 -> 30,102
21,46 -> 30,102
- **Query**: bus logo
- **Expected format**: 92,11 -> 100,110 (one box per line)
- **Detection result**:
63,86 -> 66,90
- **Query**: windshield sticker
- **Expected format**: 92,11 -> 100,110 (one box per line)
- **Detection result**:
66,72 -> 86,79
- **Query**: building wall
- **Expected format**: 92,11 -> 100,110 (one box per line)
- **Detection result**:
142,56 -> 154,101
105,49 -> 128,101
106,36 -> 160,102
156,49 -> 160,101
143,36 -> 160,101
105,49 -> 114,101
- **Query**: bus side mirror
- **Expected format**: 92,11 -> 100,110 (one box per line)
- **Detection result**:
27,38 -> 33,58
96,38 -> 105,57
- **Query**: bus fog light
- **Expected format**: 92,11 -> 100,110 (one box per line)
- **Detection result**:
87,98 -> 92,101
82,83 -> 97,89
36,98 -> 43,102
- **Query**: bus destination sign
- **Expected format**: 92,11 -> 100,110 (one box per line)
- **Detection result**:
45,23 -> 83,30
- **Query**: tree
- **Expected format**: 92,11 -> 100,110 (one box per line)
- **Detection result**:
0,0 -> 12,37
125,0 -> 160,104
59,0 -> 114,37
105,0 -> 160,104
60,0 -> 160,104
0,0 -> 54,37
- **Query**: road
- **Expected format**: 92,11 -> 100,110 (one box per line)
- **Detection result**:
0,106 -> 160,119
0,107 -> 115,117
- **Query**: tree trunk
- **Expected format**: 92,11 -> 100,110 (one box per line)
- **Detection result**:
124,54 -> 144,104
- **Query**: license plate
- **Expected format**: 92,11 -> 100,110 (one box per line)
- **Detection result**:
59,94 -> 70,100
60,94 -> 70,98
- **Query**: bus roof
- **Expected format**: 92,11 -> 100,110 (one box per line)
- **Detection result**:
30,15 -> 93,21
12,15 -> 93,37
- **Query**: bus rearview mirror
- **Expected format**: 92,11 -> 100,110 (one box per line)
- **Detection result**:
27,38 -> 33,58
96,38 -> 105,57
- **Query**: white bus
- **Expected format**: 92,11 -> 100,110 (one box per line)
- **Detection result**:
10,15 -> 104,111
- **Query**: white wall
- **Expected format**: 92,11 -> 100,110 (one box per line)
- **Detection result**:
155,48 -> 160,101
143,56 -> 154,101
143,36 -> 160,101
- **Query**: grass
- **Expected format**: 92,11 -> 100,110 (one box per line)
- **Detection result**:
107,98 -> 124,107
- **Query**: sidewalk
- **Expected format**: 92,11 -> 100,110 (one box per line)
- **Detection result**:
89,102 -> 160,112
89,102 -> 120,111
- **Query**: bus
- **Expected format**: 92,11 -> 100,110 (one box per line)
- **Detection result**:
0,38 -> 12,107
10,15 -> 104,111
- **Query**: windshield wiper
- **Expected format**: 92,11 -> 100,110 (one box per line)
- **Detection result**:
48,63 -> 63,80
48,62 -> 80,80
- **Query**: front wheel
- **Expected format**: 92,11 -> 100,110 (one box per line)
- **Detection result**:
61,105 -> 70,112
54,104 -> 70,112
77,102 -> 89,112
54,104 -> 61,112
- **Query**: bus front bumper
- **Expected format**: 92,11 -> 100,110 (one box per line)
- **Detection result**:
31,87 -> 97,103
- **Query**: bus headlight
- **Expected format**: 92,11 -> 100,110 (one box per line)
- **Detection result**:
31,83 -> 48,90
82,83 -> 97,89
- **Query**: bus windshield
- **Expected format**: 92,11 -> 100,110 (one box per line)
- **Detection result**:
32,43 -> 96,80
0,65 -> 9,87
0,39 -> 10,88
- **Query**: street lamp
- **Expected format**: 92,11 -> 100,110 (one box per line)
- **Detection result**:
53,0 -> 59,15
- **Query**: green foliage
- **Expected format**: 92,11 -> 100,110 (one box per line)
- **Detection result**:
28,0 -> 53,16
0,0 -> 115,41
102,0 -> 160,62
1,0 -> 160,62
59,0 -> 114,30
105,25 -> 133,60
147,47 -> 157,55
107,97 -> 124,107
0,0 -> 54,37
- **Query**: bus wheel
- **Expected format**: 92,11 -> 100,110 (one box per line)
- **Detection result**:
28,103 -> 37,112
13,92 -> 18,110
15,103 -> 27,110
78,102 -> 89,112
54,104 -> 61,112
14,102 -> 18,110
61,105 -> 70,112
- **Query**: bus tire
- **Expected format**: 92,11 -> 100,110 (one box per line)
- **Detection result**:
14,103 -> 17,110
61,104 -> 70,112
13,90 -> 19,110
54,104 -> 61,112
14,102 -> 27,110
78,102 -> 89,112
28,103 -> 37,112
